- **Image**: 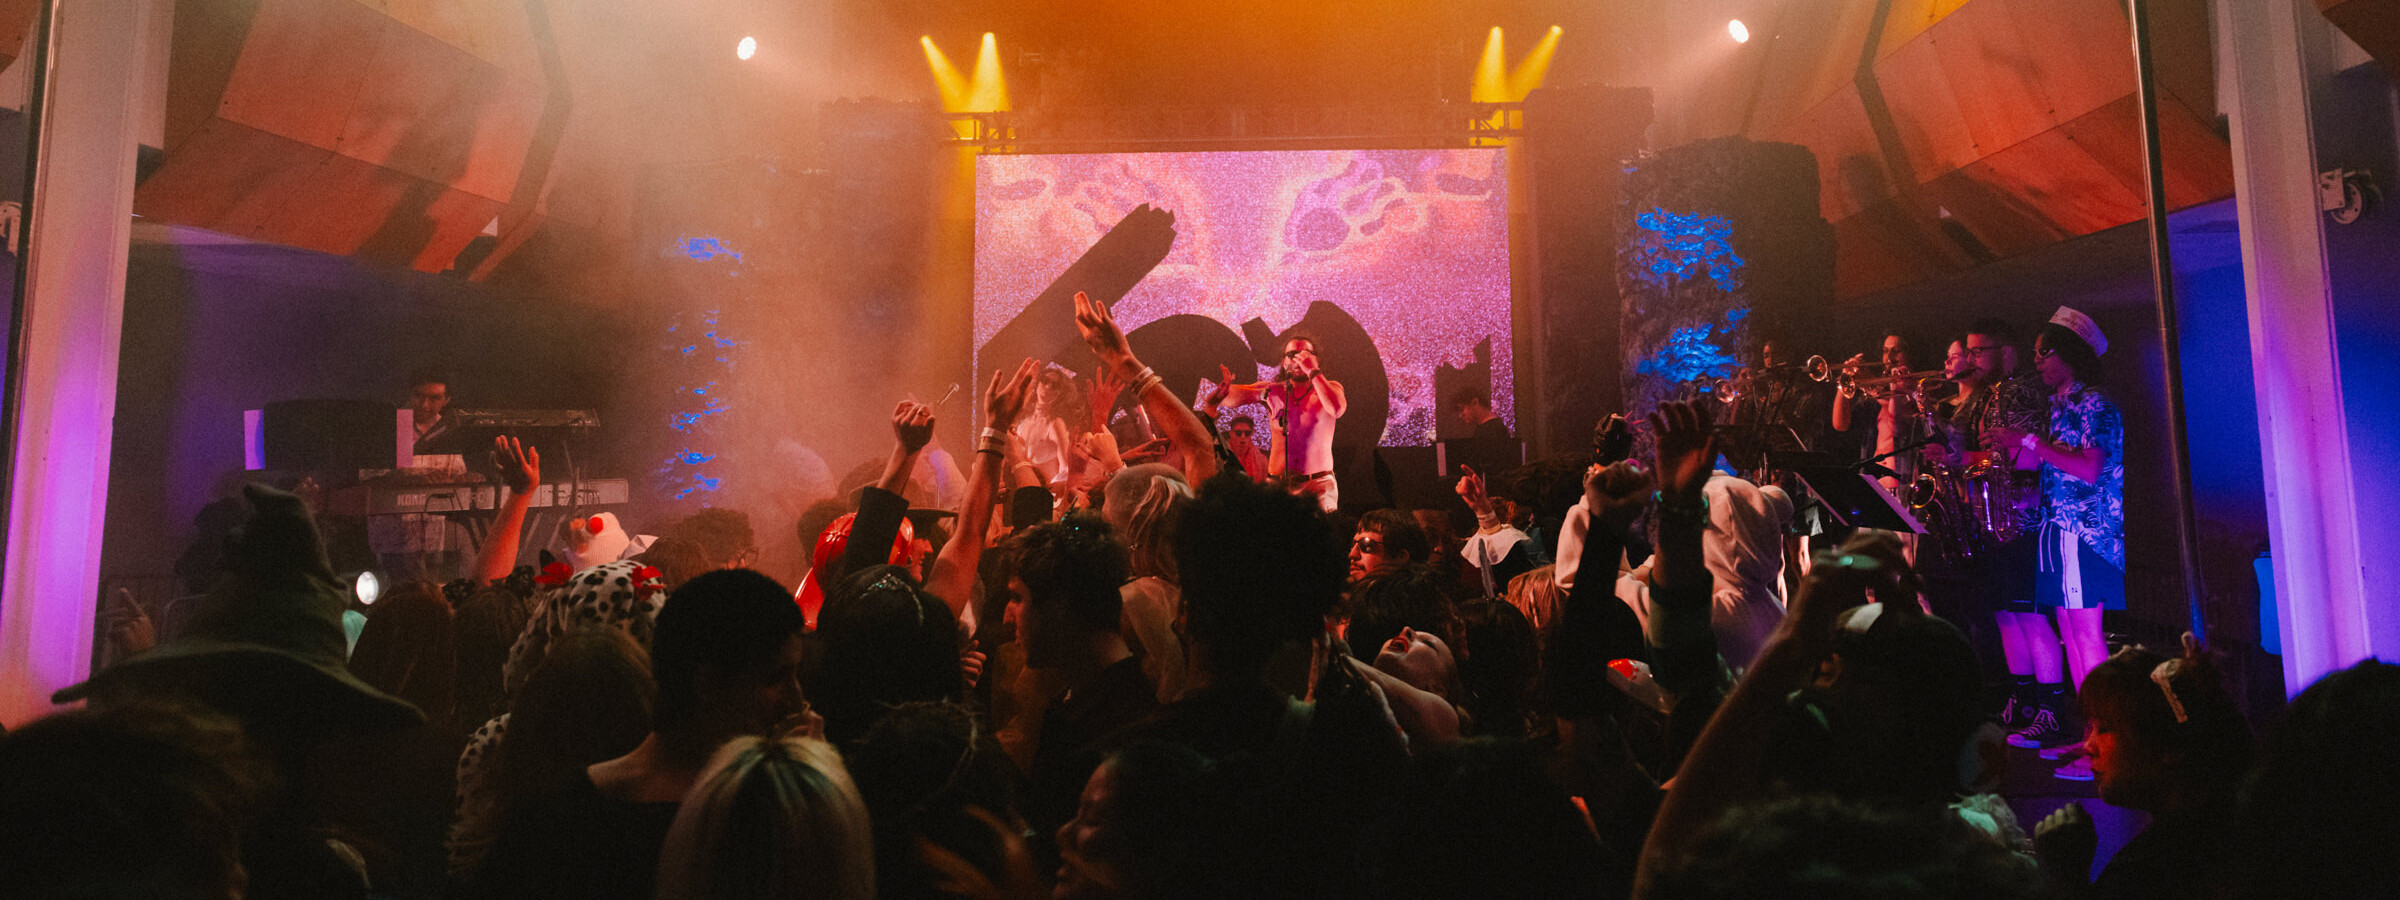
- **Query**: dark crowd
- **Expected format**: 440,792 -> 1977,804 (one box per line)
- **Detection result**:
3,292 -> 2394,900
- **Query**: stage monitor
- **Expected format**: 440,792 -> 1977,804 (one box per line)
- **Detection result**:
974,148 -> 1513,448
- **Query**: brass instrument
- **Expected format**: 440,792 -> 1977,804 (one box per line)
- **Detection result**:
1962,452 -> 2041,542
1846,371 -> 1955,399
1803,355 -> 1913,395
1908,459 -> 1987,566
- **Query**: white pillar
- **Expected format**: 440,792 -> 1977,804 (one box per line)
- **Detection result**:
0,0 -> 148,725
2217,0 -> 2375,695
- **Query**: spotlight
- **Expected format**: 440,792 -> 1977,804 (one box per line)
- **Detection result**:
1728,20 -> 1750,43
353,570 -> 382,606
737,35 -> 757,60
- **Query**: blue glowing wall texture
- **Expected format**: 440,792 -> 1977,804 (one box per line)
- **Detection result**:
1616,137 -> 1830,425
656,235 -> 747,500
1620,205 -> 1750,413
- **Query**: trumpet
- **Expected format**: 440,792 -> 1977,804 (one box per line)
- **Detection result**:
1844,371 -> 1954,399
1804,355 -> 1895,384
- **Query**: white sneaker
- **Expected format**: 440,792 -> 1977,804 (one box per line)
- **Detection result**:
2053,757 -> 2095,782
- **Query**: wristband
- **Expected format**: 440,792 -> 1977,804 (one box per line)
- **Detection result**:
1128,366 -> 1163,396
979,426 -> 1010,454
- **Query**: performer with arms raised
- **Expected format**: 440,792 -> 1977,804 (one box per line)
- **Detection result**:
1221,336 -> 1348,511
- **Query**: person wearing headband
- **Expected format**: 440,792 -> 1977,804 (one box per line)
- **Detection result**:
2031,637 -> 2250,899
1983,306 -> 2126,768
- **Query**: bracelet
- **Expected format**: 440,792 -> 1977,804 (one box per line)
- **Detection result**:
1128,366 -> 1163,396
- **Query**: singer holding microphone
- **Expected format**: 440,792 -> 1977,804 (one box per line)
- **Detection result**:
1220,336 -> 1348,512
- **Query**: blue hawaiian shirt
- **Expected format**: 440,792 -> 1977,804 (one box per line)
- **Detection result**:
2040,382 -> 2125,569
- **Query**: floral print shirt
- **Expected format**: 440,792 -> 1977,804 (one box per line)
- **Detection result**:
2040,382 -> 2125,569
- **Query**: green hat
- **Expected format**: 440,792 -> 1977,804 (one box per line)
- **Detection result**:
54,484 -> 423,732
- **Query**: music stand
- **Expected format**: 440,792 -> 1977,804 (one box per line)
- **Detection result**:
1789,466 -> 1925,533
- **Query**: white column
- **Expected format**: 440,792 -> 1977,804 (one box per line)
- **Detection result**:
2217,0 -> 2375,695
0,0 -> 148,725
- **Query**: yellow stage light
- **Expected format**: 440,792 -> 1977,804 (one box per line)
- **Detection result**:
969,32 -> 1010,113
922,36 -> 971,110
1472,27 -> 1508,104
1507,26 -> 1561,99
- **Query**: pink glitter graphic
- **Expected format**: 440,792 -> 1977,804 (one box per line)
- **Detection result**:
974,149 -> 1512,446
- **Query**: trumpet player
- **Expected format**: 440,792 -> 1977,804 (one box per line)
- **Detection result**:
1828,330 -> 1926,492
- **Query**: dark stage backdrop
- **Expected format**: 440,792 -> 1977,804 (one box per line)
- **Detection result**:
103,234 -> 634,589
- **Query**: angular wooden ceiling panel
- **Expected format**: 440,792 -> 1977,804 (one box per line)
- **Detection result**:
1921,0 -> 2055,156
141,0 -> 559,276
1875,35 -> 1982,176
1739,0 -> 2229,300
1875,0 -> 1977,58
134,118 -> 332,235
214,0 -> 384,150
2000,0 -> 2139,124
1768,83 -> 1885,222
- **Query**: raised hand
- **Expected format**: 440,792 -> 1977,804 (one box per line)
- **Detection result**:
492,435 -> 540,493
102,587 -> 155,657
986,358 -> 1038,430
1072,290 -> 1137,378
1079,429 -> 1126,472
1204,364 -> 1235,408
1584,459 -> 1653,539
1648,400 -> 1718,507
1121,437 -> 1170,464
1455,464 -> 1492,517
1592,413 -> 1632,463
893,400 -> 936,452
1090,368 -> 1127,431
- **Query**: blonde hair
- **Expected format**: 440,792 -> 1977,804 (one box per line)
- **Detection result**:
655,736 -> 875,900
1106,464 -> 1190,582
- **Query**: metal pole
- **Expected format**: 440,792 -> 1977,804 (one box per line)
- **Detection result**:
2128,0 -> 2210,644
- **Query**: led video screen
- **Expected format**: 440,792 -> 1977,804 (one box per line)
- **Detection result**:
973,148 -> 1512,447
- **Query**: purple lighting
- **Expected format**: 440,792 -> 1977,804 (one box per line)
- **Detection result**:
974,148 -> 1514,446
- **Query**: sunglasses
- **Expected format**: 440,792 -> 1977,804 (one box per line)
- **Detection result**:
1230,429 -> 1254,437
2035,347 -> 2059,360
1352,538 -> 1388,555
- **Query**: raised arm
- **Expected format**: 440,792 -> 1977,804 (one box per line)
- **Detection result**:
879,400 -> 936,498
1638,401 -> 1728,696
1829,354 -> 1866,433
925,358 -> 1037,616
472,436 -> 540,584
1074,291 -> 1220,484
1296,352 -> 1348,418
1634,553 -> 1887,894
